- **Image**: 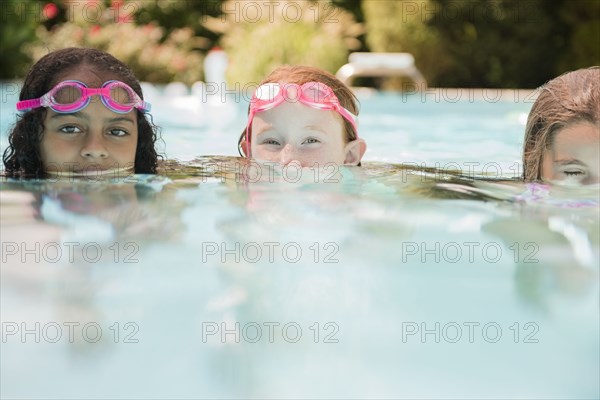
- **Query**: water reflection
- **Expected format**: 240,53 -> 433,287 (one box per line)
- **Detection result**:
1,158 -> 598,398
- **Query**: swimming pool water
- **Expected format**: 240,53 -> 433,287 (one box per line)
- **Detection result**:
1,84 -> 598,398
140,85 -> 530,173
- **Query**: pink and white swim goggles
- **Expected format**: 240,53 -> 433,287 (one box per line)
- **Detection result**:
246,81 -> 358,144
16,80 -> 151,114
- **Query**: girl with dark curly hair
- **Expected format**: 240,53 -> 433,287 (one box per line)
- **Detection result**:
3,47 -> 161,178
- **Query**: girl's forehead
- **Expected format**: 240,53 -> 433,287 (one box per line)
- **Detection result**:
54,65 -> 122,88
254,102 -> 345,136
554,122 -> 600,144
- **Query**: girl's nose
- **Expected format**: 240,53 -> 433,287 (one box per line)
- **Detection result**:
81,133 -> 109,160
279,144 -> 301,166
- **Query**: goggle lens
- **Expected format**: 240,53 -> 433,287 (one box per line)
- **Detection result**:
254,83 -> 280,101
301,82 -> 334,103
109,85 -> 136,107
51,85 -> 84,106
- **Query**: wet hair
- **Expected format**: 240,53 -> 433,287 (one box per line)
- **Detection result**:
2,47 -> 161,178
522,66 -> 600,181
237,65 -> 360,156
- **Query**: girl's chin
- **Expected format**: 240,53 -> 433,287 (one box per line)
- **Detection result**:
44,164 -> 135,177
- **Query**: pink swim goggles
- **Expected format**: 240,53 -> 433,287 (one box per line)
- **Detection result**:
246,81 -> 358,144
16,80 -> 151,114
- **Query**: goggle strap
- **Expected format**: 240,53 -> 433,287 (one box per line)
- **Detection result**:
16,98 -> 42,112
140,100 -> 151,113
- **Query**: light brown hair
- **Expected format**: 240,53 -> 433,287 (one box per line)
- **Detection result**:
522,66 -> 600,181
238,65 -> 360,156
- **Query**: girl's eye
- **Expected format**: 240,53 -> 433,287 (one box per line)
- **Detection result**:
564,170 -> 584,176
59,125 -> 82,134
263,139 -> 280,145
303,137 -> 320,144
108,128 -> 129,137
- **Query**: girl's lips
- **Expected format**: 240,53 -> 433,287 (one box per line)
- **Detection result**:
45,165 -> 134,177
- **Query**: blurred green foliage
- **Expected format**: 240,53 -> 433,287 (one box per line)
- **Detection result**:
2,0 -> 210,84
205,0 -> 363,85
363,0 -> 600,88
427,0 -> 570,87
0,0 -> 49,79
32,22 -> 204,85
557,0 -> 600,73
363,0 -> 450,87
1,0 -> 598,87
134,0 -> 223,46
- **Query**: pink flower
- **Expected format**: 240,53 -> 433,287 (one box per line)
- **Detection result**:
90,25 -> 101,35
171,56 -> 187,71
43,3 -> 59,20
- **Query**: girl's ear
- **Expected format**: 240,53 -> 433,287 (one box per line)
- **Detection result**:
343,139 -> 367,165
240,137 -> 250,157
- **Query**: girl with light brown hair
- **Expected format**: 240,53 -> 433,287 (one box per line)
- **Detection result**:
523,67 -> 599,184
239,65 -> 367,167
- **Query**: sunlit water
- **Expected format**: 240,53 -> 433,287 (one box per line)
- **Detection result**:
1,84 -> 598,398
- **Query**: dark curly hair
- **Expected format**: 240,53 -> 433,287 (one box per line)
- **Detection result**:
2,47 -> 162,178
